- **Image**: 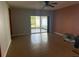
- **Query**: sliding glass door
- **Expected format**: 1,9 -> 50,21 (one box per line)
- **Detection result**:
31,16 -> 48,33
41,16 -> 48,32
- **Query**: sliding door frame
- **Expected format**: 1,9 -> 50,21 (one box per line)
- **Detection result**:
31,16 -> 48,33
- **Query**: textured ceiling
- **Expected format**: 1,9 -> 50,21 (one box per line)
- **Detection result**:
7,1 -> 79,10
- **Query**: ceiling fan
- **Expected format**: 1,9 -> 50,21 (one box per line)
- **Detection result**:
44,1 -> 57,8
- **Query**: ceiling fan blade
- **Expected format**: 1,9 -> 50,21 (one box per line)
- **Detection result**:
48,4 -> 55,8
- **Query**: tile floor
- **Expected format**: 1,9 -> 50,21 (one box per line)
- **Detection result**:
6,33 -> 79,57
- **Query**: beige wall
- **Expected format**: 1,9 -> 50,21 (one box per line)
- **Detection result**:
10,8 -> 54,36
0,2 -> 11,56
10,8 -> 26,36
54,4 -> 79,35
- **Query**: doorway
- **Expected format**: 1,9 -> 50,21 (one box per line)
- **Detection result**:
30,16 -> 48,33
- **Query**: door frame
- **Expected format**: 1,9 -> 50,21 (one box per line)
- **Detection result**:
30,16 -> 49,33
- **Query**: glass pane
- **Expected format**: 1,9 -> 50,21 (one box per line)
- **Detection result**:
31,16 -> 40,33
31,16 -> 36,28
36,16 -> 40,33
31,16 -> 48,33
41,16 -> 48,32
36,16 -> 40,28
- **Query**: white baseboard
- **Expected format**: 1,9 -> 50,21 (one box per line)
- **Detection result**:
54,32 -> 64,36
3,39 -> 11,57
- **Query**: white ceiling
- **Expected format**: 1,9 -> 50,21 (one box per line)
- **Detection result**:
7,1 -> 79,10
